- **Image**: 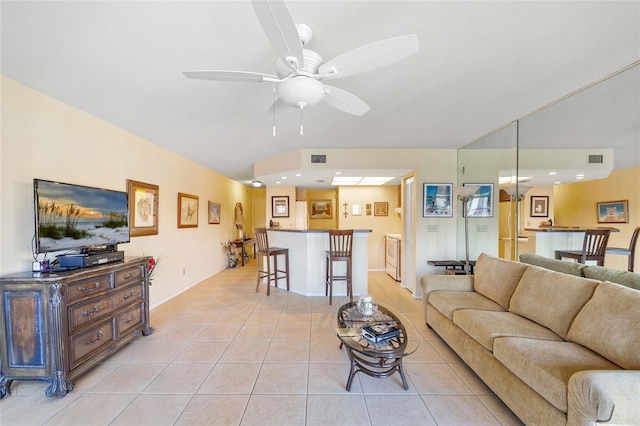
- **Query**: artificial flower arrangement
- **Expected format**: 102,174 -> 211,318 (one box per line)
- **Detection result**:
147,257 -> 158,285
221,241 -> 239,268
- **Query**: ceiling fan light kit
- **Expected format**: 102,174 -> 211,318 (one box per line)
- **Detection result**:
183,0 -> 419,122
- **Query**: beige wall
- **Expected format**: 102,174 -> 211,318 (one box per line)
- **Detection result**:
0,76 -> 254,308
553,167 -> 640,271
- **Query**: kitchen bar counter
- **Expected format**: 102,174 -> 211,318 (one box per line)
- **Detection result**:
524,226 -> 618,259
266,228 -> 371,297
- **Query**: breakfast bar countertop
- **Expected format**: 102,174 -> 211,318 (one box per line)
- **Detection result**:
524,226 -> 619,233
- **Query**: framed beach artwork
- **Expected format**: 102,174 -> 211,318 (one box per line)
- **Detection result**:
462,183 -> 494,217
423,183 -> 453,217
596,200 -> 629,223
127,179 -> 159,236
208,201 -> 221,224
310,200 -> 332,219
177,192 -> 199,228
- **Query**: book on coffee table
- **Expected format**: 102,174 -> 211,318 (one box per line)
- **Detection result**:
362,322 -> 400,342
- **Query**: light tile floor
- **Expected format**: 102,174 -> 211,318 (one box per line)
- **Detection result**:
0,265 -> 524,425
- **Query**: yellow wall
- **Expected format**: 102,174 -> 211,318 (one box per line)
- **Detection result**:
553,167 -> 640,270
0,76 -> 253,307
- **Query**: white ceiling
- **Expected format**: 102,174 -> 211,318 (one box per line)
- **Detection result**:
2,1 -> 639,188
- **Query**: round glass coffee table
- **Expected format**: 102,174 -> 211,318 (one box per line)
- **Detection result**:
334,301 -> 419,391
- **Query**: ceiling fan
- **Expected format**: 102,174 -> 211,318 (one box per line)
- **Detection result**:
183,0 -> 419,116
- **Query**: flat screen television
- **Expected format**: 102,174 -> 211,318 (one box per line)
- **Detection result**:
34,179 -> 130,254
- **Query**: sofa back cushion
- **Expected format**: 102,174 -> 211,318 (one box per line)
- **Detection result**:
519,253 -> 586,277
473,253 -> 529,309
567,281 -> 640,369
509,266 -> 599,339
583,265 -> 640,290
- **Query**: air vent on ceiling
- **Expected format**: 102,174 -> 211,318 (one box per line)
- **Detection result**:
311,154 -> 326,164
587,154 -> 604,164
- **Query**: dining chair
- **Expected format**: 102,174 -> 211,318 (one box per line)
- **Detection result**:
605,226 -> 639,272
254,228 -> 289,296
554,229 -> 611,266
325,229 -> 354,305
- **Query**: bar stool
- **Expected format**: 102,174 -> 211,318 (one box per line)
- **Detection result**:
554,229 -> 611,266
325,229 -> 353,305
605,226 -> 639,272
254,228 -> 289,296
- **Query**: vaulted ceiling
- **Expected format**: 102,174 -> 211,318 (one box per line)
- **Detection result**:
2,1 -> 639,187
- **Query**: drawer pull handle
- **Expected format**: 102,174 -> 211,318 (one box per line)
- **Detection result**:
85,330 -> 104,345
122,271 -> 135,280
123,290 -> 137,300
78,282 -> 100,293
81,305 -> 100,318
124,315 -> 137,324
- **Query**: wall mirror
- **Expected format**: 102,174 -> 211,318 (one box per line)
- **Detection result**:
458,61 -> 640,262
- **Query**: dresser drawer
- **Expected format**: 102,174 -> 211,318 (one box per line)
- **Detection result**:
115,265 -> 143,287
68,283 -> 144,333
69,319 -> 115,368
67,274 -> 113,304
117,303 -> 144,336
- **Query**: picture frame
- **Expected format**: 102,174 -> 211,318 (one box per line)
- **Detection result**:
352,203 -> 362,216
127,179 -> 159,237
271,195 -> 289,218
208,201 -> 221,224
530,196 -> 549,217
177,192 -> 199,228
310,200 -> 332,219
365,203 -> 372,216
374,202 -> 389,216
462,183 -> 494,217
596,200 -> 629,223
423,183 -> 453,217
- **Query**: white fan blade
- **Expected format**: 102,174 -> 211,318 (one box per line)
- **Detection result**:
251,0 -> 304,70
323,85 -> 370,116
183,70 -> 278,83
319,34 -> 419,80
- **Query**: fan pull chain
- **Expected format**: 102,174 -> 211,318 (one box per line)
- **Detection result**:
272,88 -> 276,136
300,106 -> 304,135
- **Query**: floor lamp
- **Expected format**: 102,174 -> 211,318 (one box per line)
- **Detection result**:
457,187 -> 479,275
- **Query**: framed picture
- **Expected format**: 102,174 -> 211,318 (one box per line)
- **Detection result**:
365,203 -> 372,216
463,183 -> 494,217
530,196 -> 549,217
596,200 -> 629,223
271,196 -> 289,218
423,183 -> 453,217
374,202 -> 389,216
127,179 -> 159,237
352,203 -> 362,216
310,200 -> 332,219
177,192 -> 199,228
208,201 -> 221,224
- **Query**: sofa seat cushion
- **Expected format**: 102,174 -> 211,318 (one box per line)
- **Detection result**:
508,266 -> 599,339
473,253 -> 529,309
453,310 -> 563,351
494,337 -> 620,413
567,281 -> 640,369
428,290 -> 504,321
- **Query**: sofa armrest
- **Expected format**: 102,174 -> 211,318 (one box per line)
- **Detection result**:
567,370 -> 640,426
420,275 -> 474,323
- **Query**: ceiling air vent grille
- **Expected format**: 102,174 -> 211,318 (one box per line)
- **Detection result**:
587,154 -> 604,164
311,154 -> 326,164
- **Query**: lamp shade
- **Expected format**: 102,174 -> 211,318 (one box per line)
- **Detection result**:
456,186 -> 479,200
502,185 -> 532,200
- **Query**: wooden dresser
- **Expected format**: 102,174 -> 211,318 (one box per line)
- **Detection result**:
0,257 -> 153,398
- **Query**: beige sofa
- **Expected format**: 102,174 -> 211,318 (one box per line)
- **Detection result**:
421,253 -> 640,426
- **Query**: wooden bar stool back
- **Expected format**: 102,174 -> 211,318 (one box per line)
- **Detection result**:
254,228 -> 290,296
605,226 -> 639,272
325,229 -> 354,305
554,229 -> 611,266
